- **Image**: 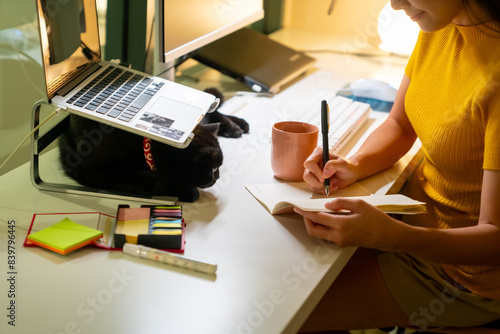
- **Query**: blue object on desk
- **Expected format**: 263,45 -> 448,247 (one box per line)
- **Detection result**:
339,78 -> 397,113
345,96 -> 394,113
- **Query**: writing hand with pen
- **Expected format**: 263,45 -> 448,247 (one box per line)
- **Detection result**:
302,147 -> 358,195
303,100 -> 359,195
299,145 -> 397,249
298,102 -> 393,249
297,100 -> 400,249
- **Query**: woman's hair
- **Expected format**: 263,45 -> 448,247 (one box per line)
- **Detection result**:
461,0 -> 500,35
462,0 -> 500,23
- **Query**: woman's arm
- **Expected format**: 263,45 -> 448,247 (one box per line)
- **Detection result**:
303,75 -> 418,193
393,169 -> 500,266
295,169 -> 500,266
348,74 -> 417,180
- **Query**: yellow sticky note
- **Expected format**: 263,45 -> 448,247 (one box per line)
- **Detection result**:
27,218 -> 103,255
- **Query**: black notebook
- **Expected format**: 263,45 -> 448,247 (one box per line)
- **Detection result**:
193,28 -> 316,94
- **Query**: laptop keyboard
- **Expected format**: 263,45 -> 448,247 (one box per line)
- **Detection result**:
67,66 -> 164,122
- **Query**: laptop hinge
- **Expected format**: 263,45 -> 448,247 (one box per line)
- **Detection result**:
56,63 -> 102,97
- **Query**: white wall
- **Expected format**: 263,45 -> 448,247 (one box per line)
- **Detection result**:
283,0 -> 389,47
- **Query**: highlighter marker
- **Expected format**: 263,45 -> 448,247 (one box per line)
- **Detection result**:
152,212 -> 182,218
151,229 -> 182,235
151,216 -> 180,221
153,209 -> 182,213
154,206 -> 181,210
123,243 -> 217,275
151,222 -> 183,228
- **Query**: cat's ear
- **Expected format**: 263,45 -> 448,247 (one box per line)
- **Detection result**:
202,123 -> 220,136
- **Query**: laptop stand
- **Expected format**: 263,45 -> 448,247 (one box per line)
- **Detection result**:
30,100 -> 177,205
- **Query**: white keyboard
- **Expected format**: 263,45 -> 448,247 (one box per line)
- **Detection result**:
289,92 -> 372,153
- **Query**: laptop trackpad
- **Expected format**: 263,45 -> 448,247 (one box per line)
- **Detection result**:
148,97 -> 202,126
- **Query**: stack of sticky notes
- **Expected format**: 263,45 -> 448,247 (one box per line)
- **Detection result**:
27,218 -> 103,255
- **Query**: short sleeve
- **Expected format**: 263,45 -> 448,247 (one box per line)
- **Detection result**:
484,87 -> 500,170
405,31 -> 424,79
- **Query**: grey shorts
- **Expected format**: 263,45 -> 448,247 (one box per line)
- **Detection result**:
378,252 -> 500,331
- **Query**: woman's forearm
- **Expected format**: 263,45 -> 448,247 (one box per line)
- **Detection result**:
396,170 -> 500,266
392,222 -> 500,266
349,116 -> 417,181
349,75 -> 417,181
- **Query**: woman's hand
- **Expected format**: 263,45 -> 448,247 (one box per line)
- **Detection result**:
303,147 -> 359,194
294,198 -> 404,250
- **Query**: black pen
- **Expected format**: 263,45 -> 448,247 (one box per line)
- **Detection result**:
321,100 -> 330,195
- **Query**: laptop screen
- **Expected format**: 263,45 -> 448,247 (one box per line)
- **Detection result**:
37,0 -> 101,100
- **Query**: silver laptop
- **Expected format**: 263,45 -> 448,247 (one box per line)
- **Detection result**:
36,0 -> 219,149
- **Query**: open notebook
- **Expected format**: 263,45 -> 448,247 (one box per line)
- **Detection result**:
245,182 -> 426,215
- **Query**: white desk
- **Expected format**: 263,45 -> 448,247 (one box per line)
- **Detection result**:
0,30 -> 416,334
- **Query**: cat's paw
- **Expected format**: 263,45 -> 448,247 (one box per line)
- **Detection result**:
202,87 -> 250,138
217,114 -> 250,138
217,119 -> 244,138
227,115 -> 249,134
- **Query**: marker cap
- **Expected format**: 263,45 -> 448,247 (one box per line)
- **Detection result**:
123,243 -> 142,257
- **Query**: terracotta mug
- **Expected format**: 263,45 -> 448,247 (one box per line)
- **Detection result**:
271,121 -> 319,182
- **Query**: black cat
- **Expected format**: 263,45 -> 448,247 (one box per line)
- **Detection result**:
200,88 -> 249,138
58,88 -> 248,202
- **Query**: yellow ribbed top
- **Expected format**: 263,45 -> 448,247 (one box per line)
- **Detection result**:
402,22 -> 500,299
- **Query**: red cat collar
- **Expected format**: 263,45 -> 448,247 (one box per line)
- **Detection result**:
143,137 -> 156,171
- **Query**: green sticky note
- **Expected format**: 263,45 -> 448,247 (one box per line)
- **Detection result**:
27,218 -> 103,255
